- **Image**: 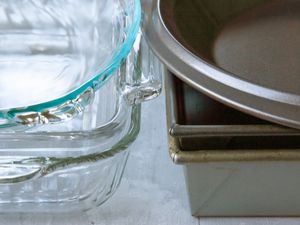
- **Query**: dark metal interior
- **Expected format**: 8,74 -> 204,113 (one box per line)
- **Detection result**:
173,76 -> 268,126
171,75 -> 300,151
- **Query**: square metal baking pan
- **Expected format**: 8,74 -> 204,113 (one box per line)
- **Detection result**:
165,71 -> 300,217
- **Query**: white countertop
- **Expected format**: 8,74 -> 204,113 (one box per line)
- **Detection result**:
1,94 -> 300,225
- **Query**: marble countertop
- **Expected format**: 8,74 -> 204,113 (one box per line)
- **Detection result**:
1,94 -> 300,225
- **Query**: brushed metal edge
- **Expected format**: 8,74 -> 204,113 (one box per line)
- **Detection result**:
169,136 -> 300,164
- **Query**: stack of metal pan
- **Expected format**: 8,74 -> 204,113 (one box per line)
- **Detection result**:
143,0 -> 300,216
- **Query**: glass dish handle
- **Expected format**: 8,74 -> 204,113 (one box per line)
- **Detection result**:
0,158 -> 45,184
121,31 -> 162,105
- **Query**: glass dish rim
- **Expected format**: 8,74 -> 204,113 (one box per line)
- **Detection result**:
0,0 -> 141,117
0,100 -> 133,140
0,104 -> 141,183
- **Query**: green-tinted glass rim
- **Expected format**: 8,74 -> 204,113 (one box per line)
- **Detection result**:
2,0 -> 141,119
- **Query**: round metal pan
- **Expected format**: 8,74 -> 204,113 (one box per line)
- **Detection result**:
143,0 -> 300,129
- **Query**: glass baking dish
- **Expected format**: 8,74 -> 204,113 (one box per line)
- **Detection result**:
0,35 -> 161,213
0,0 -> 162,213
0,0 -> 152,130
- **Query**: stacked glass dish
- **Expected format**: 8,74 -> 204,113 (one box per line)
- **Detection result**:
0,0 -> 161,212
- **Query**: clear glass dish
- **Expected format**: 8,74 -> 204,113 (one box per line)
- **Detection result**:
0,0 -> 142,129
0,31 -> 162,213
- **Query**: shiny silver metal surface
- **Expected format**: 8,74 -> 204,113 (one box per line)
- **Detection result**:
143,0 -> 300,129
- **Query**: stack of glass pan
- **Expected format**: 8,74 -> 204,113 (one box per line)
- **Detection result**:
0,0 -> 161,212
